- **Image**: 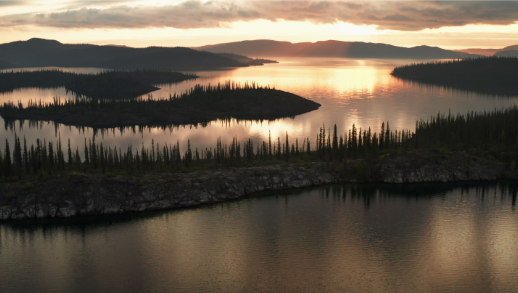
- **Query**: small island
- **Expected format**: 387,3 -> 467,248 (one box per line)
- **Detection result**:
216,53 -> 278,66
391,56 -> 518,95
0,82 -> 321,127
0,69 -> 198,99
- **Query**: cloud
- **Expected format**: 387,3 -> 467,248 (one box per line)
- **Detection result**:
0,1 -> 27,7
0,1 -> 517,31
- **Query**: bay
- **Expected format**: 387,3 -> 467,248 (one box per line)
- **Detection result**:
1,58 -> 517,153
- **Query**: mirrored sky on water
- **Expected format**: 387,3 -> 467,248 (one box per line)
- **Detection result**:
1,58 -> 517,153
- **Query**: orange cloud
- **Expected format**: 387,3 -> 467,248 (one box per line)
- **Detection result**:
0,1 -> 517,31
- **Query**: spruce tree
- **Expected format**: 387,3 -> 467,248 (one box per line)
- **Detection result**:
5,139 -> 12,177
23,136 -> 28,175
268,130 -> 272,159
68,138 -> 72,165
84,138 -> 90,167
0,149 -> 3,177
332,124 -> 338,157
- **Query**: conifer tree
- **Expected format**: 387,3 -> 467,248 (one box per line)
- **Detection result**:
0,149 -> 3,177
84,138 -> 90,167
68,138 -> 72,165
3,140 -> 10,176
332,124 -> 338,157
23,136 -> 28,175
268,130 -> 272,159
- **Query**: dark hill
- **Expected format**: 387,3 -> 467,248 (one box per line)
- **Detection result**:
456,44 -> 518,57
0,60 -> 16,69
0,38 -> 96,65
502,45 -> 518,51
195,40 -> 479,59
0,38 -> 249,70
97,48 -> 246,70
494,50 -> 518,57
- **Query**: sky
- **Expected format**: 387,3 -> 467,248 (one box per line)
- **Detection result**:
0,1 -> 517,49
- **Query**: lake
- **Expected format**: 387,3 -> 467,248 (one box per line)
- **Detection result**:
1,58 -> 517,154
2,59 -> 518,292
1,182 -> 517,292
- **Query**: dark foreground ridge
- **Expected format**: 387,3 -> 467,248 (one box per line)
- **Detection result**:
0,82 -> 321,127
0,150 -> 505,221
0,69 -> 197,99
391,56 -> 518,96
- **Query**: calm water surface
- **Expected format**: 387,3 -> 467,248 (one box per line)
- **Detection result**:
1,58 -> 517,152
1,182 -> 517,292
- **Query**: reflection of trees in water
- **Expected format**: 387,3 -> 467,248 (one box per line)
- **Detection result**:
2,116 -> 289,136
320,181 -> 518,209
1,181 -> 516,235
0,208 -> 182,235
396,77 -> 518,98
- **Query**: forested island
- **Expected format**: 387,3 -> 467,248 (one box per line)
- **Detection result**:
391,57 -> 518,95
0,69 -> 197,99
0,82 -> 321,127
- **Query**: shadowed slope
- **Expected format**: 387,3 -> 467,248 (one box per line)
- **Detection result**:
0,38 -> 250,70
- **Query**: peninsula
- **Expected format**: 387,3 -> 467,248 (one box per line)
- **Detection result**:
0,82 -> 321,127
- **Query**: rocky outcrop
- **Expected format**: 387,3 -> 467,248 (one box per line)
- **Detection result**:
378,150 -> 504,183
0,150 -> 506,221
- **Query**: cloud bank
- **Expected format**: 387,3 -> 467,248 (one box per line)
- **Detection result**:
0,1 -> 517,31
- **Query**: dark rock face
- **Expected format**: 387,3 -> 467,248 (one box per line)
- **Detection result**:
0,151 -> 506,221
378,150 -> 504,183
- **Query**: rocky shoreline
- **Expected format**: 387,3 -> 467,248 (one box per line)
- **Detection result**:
0,150 -> 506,221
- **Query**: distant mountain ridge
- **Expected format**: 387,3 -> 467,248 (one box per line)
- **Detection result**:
0,38 -> 487,70
195,40 -> 480,59
0,38 -> 248,70
456,44 -> 518,56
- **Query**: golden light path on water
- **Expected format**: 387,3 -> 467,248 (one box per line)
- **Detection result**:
1,57 -> 517,154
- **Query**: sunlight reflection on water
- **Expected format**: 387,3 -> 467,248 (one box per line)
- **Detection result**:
1,57 -> 517,153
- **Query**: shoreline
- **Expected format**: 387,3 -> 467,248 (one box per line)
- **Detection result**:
0,150 -> 505,221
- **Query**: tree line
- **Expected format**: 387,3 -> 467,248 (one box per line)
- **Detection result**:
2,105 -> 518,179
0,69 -> 197,98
